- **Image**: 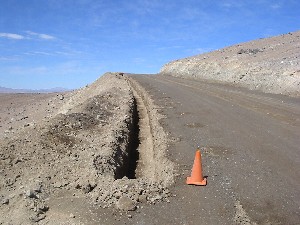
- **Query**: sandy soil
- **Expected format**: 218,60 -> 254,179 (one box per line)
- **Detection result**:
161,30 -> 300,97
0,73 -> 174,224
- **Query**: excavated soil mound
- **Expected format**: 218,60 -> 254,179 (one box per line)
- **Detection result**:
0,73 -> 174,224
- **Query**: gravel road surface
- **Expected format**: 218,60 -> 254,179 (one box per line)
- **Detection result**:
1,73 -> 299,225
126,74 -> 300,225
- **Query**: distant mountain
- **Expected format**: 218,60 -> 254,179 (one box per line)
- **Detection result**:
0,86 -> 70,93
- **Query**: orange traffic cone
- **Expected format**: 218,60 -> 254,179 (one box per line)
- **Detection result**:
186,149 -> 207,186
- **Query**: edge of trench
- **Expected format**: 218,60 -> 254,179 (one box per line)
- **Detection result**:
124,75 -> 175,187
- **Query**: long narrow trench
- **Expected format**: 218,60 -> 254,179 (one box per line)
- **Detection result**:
114,96 -> 141,179
127,85 -> 155,180
114,80 -> 155,180
126,97 -> 140,179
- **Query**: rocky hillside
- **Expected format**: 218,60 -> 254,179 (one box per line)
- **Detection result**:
160,31 -> 300,97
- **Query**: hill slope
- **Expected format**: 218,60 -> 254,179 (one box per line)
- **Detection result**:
160,31 -> 300,97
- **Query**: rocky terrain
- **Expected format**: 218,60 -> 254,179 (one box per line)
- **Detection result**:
1,31 -> 299,225
160,30 -> 300,97
0,73 -> 174,224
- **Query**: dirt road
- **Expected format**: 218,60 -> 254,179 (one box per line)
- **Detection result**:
1,73 -> 299,225
126,74 -> 300,225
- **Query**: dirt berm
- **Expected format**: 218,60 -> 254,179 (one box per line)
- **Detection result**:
0,72 -> 174,224
160,30 -> 300,97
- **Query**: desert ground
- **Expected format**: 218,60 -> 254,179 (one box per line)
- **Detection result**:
1,31 -> 299,224
0,73 -> 174,224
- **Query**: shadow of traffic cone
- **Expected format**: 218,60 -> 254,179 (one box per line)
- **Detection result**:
186,149 -> 207,186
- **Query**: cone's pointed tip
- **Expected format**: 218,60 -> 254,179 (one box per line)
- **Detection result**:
195,150 -> 201,156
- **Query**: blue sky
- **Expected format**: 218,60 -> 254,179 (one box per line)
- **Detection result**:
0,0 -> 299,89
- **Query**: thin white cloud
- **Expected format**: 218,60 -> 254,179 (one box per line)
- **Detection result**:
132,57 -> 146,64
0,33 -> 24,40
39,34 -> 55,40
23,49 -> 83,57
221,2 -> 233,8
55,51 -> 72,56
26,31 -> 56,40
157,45 -> 183,50
54,50 -> 83,56
7,66 -> 48,75
24,51 -> 54,56
0,31 -> 56,40
219,1 -> 246,9
271,3 -> 281,9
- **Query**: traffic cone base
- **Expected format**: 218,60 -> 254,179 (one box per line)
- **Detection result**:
186,149 -> 207,186
186,176 -> 207,186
